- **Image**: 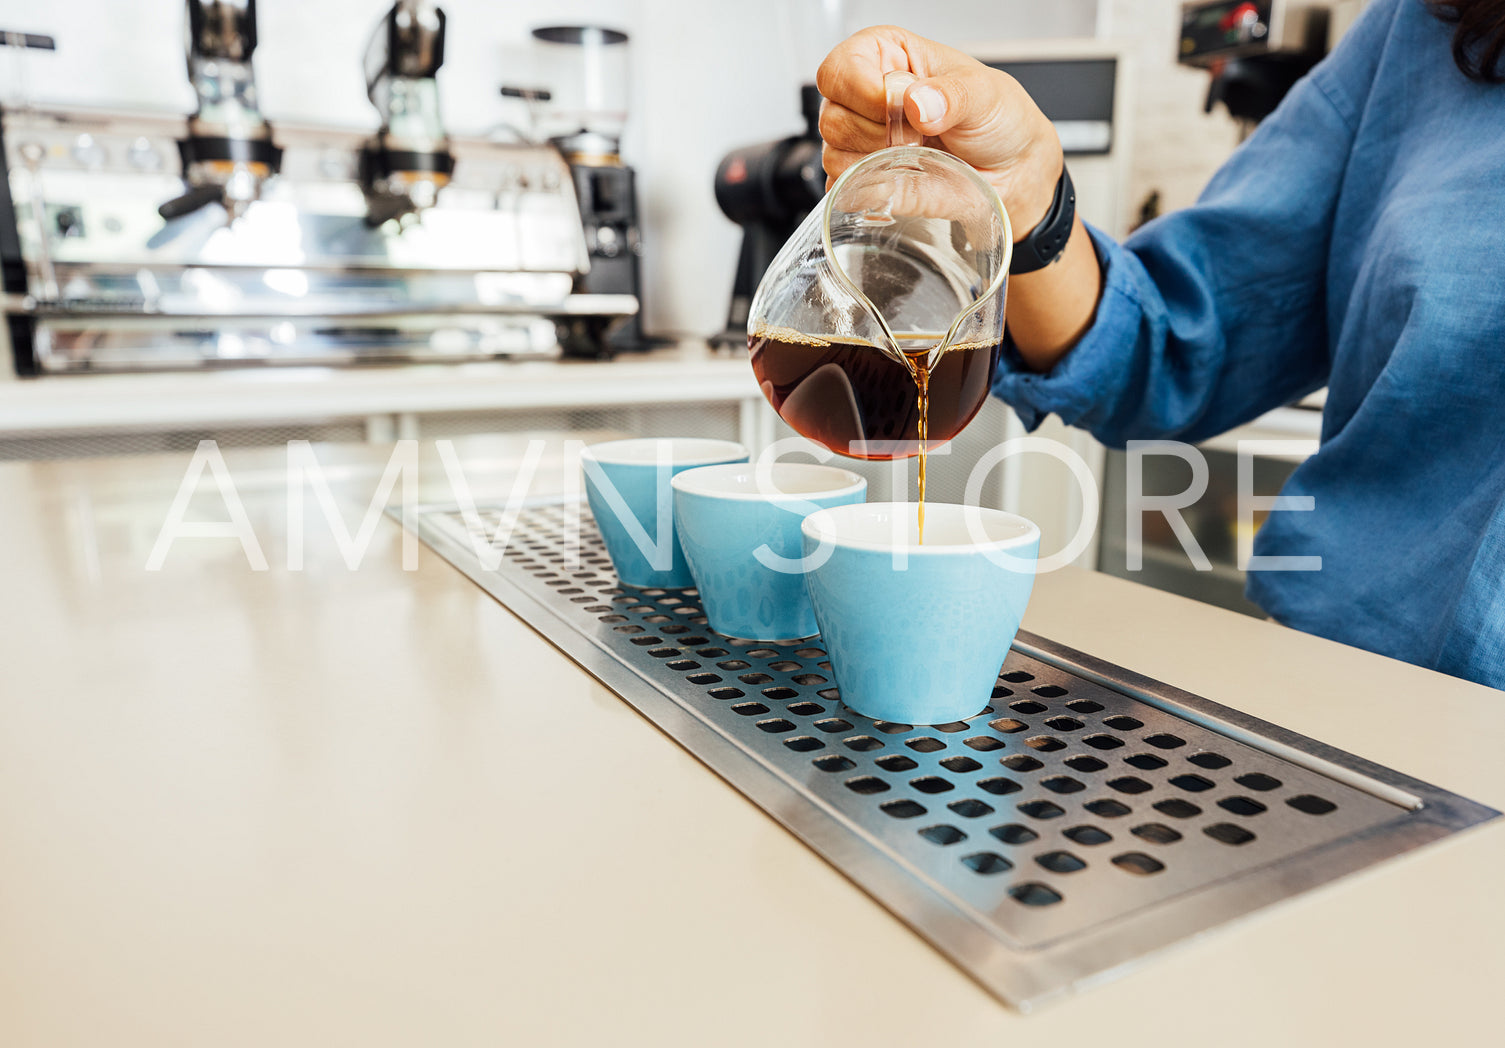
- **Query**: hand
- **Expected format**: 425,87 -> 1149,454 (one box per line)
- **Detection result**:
817,25 -> 1064,236
819,25 -> 1101,372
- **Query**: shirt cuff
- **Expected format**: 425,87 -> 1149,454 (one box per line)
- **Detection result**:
991,222 -> 1144,433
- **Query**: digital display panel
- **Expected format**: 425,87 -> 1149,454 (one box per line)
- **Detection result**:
1179,0 -> 1274,64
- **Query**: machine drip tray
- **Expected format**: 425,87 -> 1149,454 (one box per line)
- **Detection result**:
403,499 -> 1498,1010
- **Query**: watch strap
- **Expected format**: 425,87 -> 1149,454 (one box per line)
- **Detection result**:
1009,165 -> 1075,275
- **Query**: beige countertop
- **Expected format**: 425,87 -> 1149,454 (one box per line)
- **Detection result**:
0,437 -> 1500,1047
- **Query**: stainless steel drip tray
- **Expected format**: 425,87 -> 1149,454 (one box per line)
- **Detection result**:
401,498 -> 1499,1010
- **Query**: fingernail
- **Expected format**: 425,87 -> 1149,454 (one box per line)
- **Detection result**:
910,85 -> 946,124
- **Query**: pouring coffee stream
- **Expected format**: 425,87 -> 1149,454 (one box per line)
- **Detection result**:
884,71 -> 933,542
745,70 -> 1012,543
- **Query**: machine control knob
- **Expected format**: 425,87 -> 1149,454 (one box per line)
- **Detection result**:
54,206 -> 83,237
595,225 -> 620,257
127,137 -> 163,172
1219,2 -> 1266,45
72,133 -> 107,169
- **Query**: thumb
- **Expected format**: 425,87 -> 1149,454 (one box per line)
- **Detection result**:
904,74 -> 975,137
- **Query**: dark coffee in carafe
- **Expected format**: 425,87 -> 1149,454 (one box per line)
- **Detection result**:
747,326 -> 1001,460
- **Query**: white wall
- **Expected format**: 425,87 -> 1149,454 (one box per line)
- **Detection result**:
1097,0 -> 1243,220
0,0 -> 1104,339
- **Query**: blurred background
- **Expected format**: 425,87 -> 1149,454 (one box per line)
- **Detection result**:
0,0 -> 1361,614
0,0 -> 1250,338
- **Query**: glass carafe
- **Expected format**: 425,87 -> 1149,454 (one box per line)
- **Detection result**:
747,71 -> 1013,460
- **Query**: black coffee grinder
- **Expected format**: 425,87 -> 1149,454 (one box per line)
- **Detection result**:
531,25 -> 645,357
712,84 -> 826,347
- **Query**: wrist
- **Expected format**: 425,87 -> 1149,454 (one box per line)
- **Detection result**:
1009,165 -> 1075,275
1005,119 -> 1064,242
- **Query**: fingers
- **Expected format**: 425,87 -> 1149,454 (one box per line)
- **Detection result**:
822,145 -> 867,187
816,23 -> 1063,221
817,27 -> 1023,164
816,25 -> 918,123
818,99 -> 885,155
904,73 -> 973,138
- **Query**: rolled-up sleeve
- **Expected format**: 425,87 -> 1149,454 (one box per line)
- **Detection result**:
992,41 -> 1377,448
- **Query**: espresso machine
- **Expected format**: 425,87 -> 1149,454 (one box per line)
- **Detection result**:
360,0 -> 454,228
0,1 -> 637,374
1178,1 -> 1335,125
158,0 -> 281,224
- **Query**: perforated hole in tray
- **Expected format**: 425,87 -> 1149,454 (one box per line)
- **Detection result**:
417,502 -> 1492,1004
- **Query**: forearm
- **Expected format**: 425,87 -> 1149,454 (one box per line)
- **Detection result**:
993,49 -> 1358,444
814,22 -> 1358,446
1005,214 -> 1103,373
982,118 -> 1105,375
993,216 -> 1333,448
814,28 -> 1105,370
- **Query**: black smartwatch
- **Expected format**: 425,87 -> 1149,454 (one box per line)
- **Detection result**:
1009,165 -> 1075,275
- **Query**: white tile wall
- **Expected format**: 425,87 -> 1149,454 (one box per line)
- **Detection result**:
1098,0 -> 1243,222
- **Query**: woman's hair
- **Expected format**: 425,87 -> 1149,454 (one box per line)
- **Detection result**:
1429,0 -> 1505,81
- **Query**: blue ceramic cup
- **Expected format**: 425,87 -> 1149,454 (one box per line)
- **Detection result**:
581,438 -> 748,589
801,502 -> 1040,725
672,463 -> 867,642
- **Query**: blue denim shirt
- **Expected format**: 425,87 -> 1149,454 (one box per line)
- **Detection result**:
992,0 -> 1505,689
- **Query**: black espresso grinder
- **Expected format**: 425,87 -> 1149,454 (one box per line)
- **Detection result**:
712,84 -> 825,347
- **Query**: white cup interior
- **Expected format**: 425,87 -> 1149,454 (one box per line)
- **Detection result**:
671,463 -> 866,501
802,501 -> 1039,553
581,438 -> 748,466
